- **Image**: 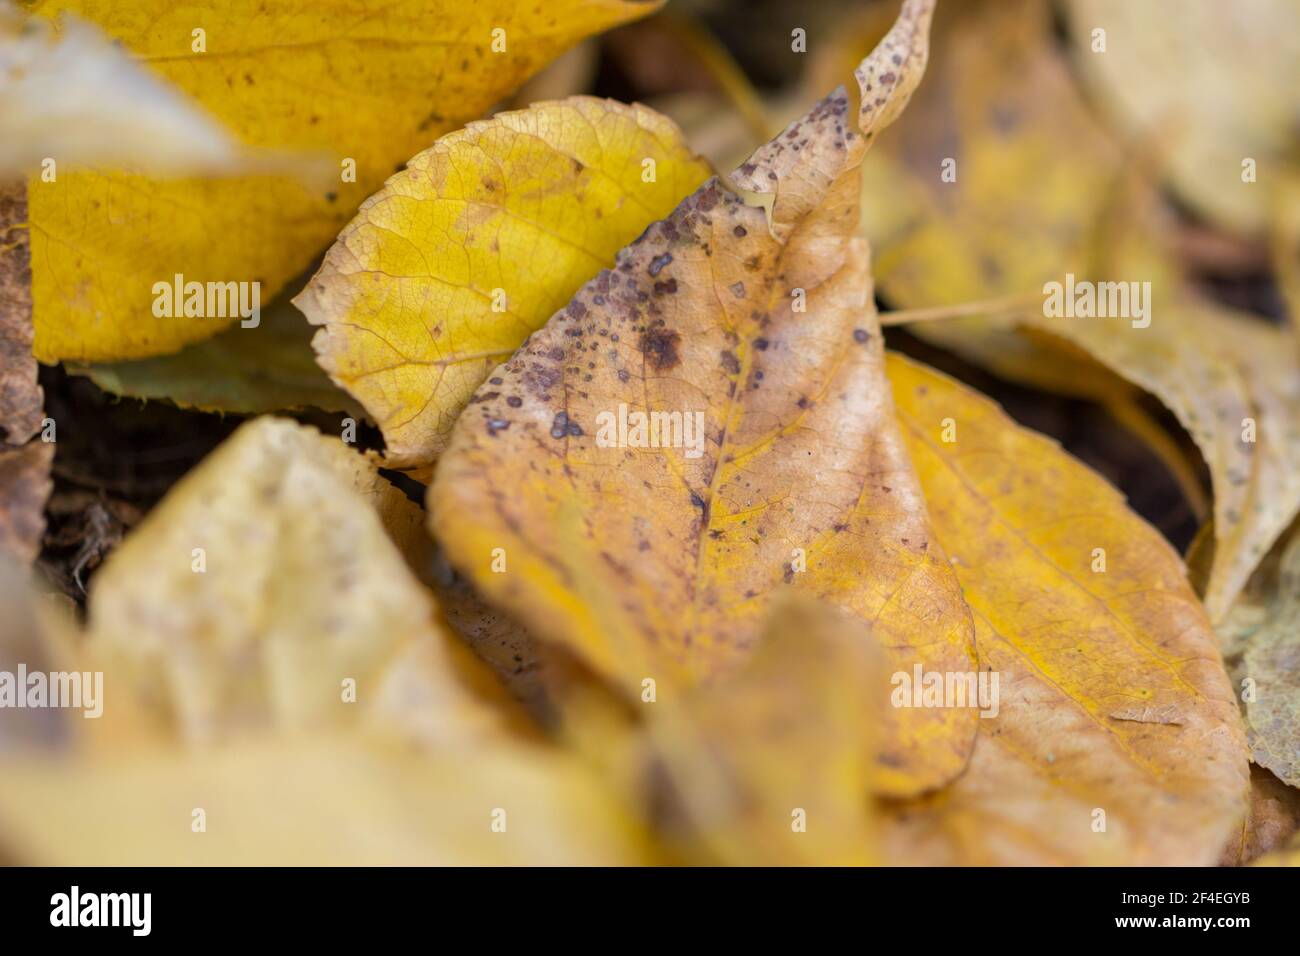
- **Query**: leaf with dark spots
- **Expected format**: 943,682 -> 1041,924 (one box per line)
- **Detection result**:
430,1 -> 977,799
639,328 -> 683,371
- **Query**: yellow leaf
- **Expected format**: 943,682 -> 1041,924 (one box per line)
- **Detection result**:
1252,833 -> 1300,867
650,596 -> 882,865
430,0 -> 979,798
26,0 -> 664,362
858,0 -> 1121,323
883,353 -> 1249,865
0,733 -> 651,865
294,96 -> 712,471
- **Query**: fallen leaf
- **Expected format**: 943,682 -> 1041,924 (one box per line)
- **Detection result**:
0,442 -> 53,564
1226,529 -> 1300,788
70,294 -> 361,416
881,352 -> 1249,865
0,182 -> 52,563
0,733 -> 652,865
0,554 -> 77,752
650,596 -> 882,865
26,0 -> 664,362
430,0 -> 980,798
1251,833 -> 1300,867
84,416 -> 487,745
0,182 -> 42,444
0,3 -> 244,176
0,415 -> 654,864
1065,0 -> 1300,238
1219,765 -> 1300,865
857,0 -> 1122,335
295,96 -> 712,472
851,0 -> 1300,620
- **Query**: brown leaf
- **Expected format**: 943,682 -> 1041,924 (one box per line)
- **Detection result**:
0,182 -> 51,563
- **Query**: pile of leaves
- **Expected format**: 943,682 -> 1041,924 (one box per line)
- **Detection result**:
0,0 -> 1297,865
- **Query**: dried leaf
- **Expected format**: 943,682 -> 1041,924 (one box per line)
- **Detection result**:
1230,531 -> 1300,787
26,0 -> 664,362
858,0 -> 1121,329
0,416 -> 653,864
70,295 -> 361,416
0,182 -> 52,563
1065,0 -> 1300,237
1219,765 -> 1300,865
0,183 -> 41,444
853,0 -> 1300,620
84,416 -> 486,744
0,733 -> 651,865
1252,833 -> 1300,867
651,596 -> 882,865
0,3 -> 243,176
881,353 -> 1249,865
0,441 -> 53,564
295,96 -> 711,472
430,0 -> 978,798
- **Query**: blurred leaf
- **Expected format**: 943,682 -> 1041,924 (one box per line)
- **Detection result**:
295,96 -> 712,472
857,0 -> 1122,337
1220,765 -> 1300,865
0,415 -> 654,864
84,416 -> 491,744
1065,0 -> 1300,238
70,296 -> 361,416
851,0 -> 1300,620
0,3 -> 244,176
0,733 -> 652,865
651,596 -> 882,865
1222,528 -> 1300,788
0,183 -> 51,563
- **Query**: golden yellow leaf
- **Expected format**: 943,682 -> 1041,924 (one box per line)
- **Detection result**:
26,0 -> 663,362
1065,0 -> 1300,238
294,96 -> 712,471
430,0 -> 980,798
650,596 -> 882,865
882,353 -> 1249,865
